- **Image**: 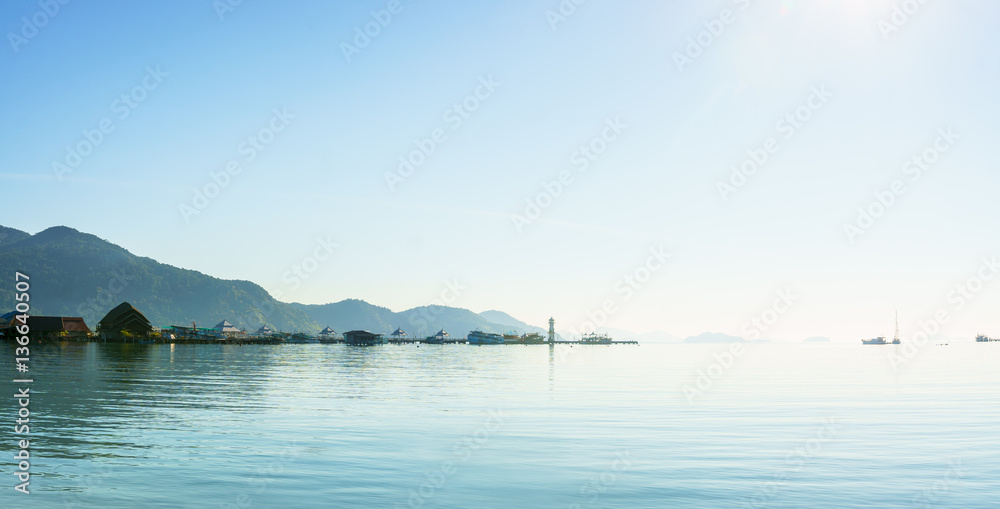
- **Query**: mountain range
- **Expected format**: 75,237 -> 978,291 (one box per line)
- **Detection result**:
0,225 -> 550,337
1,225 -> 800,342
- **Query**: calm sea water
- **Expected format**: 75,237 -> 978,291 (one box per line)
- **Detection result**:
1,341 -> 998,508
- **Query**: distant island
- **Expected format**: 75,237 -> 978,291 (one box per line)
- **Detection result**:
803,336 -> 832,343
683,332 -> 746,344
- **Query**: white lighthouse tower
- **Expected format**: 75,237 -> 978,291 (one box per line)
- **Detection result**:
548,317 -> 555,344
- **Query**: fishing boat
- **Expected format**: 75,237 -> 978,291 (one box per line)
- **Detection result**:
285,332 -> 317,344
862,311 -> 901,345
975,334 -> 999,342
581,332 -> 613,344
503,332 -> 546,344
467,330 -> 504,345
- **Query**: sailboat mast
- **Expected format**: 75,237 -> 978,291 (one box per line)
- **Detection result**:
894,310 -> 899,341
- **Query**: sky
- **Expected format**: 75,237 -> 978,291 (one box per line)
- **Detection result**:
2,0 -> 999,342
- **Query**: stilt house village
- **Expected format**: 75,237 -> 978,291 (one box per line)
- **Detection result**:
0,301 -> 335,344
0,302 -> 637,346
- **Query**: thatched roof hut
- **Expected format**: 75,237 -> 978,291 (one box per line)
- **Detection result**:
97,302 -> 152,340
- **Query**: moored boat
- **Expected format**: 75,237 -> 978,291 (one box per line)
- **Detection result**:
468,330 -> 504,345
503,332 -> 546,344
581,332 -> 612,344
863,312 -> 900,345
286,332 -> 318,344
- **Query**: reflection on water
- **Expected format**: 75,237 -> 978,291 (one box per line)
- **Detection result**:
1,342 -> 999,508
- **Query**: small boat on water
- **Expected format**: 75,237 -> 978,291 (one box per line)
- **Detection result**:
581,332 -> 613,344
503,332 -> 546,344
975,334 -> 999,342
863,311 -> 901,345
468,330 -> 504,345
285,332 -> 318,344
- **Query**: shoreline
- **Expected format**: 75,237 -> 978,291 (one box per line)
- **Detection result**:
2,337 -> 639,346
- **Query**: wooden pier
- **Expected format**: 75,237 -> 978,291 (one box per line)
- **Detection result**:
10,336 -> 637,346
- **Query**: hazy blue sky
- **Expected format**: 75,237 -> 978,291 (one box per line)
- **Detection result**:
3,0 -> 999,341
